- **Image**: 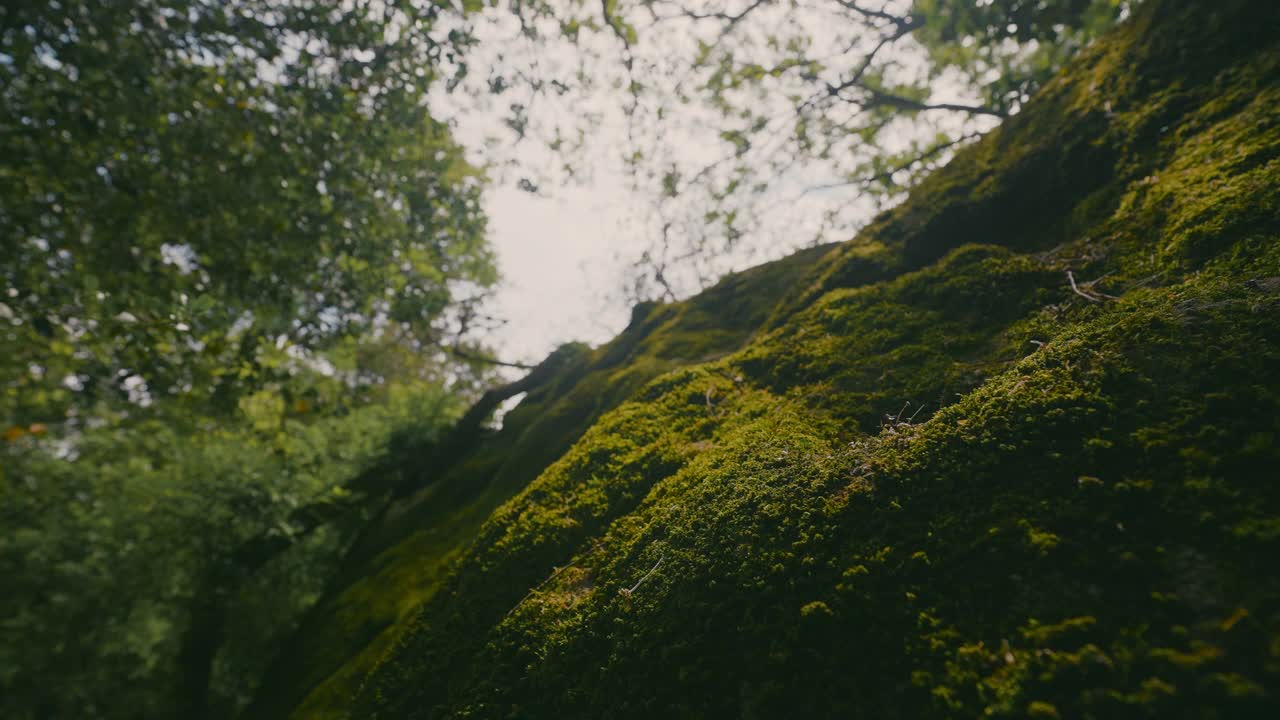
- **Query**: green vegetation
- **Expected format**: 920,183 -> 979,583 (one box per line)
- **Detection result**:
6,0 -> 1278,718
1,381 -> 463,717
245,243 -> 836,719
0,2 -> 498,717
253,0 -> 1278,716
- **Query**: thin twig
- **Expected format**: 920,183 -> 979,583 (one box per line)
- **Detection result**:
1124,270 -> 1170,290
1067,270 -> 1101,302
907,403 -> 926,423
1079,272 -> 1120,300
622,553 -> 665,596
507,562 -> 575,618
894,401 -> 910,421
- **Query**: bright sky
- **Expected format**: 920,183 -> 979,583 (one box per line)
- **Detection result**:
483,181 -> 636,364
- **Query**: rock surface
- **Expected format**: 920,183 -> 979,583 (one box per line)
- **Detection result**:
251,1 -> 1280,716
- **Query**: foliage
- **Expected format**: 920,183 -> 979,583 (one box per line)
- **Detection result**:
0,0 -> 496,431
0,380 -> 463,718
0,1 -> 505,718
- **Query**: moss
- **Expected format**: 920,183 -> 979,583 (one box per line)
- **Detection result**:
363,273 -> 1280,719
258,1 -> 1280,717
737,244 -> 1059,431
245,234 -> 833,720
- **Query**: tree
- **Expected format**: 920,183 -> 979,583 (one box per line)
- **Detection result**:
0,2 -> 505,717
1,0 -> 496,435
1,379 -> 464,718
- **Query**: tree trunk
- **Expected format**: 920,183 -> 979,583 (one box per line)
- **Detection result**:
174,572 -> 230,720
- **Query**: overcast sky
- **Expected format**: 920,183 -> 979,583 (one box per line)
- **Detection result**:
483,181 -> 636,364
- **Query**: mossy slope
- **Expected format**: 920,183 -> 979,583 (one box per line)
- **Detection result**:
246,243 -> 836,719
265,0 -> 1280,716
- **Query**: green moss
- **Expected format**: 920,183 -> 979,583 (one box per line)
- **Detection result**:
257,1 -> 1280,717
737,244 -> 1059,431
245,234 -> 833,720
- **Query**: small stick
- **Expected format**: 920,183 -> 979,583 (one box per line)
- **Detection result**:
1067,270 -> 1101,302
622,554 -> 665,596
1080,273 -> 1120,299
907,403 -> 926,423
507,563 -> 574,618
1126,270 -> 1169,290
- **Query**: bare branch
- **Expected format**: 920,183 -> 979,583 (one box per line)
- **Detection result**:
863,90 -> 1008,118
799,131 -> 983,196
447,345 -> 538,371
827,76 -> 1008,118
833,0 -> 914,27
675,0 -> 770,28
1067,270 -> 1102,302
621,553 -> 665,595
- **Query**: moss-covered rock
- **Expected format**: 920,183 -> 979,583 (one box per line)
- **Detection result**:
254,0 -> 1280,717
245,243 -> 835,720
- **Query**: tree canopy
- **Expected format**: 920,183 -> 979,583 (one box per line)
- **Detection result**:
2,2 -> 499,716
2,0 -> 495,432
433,0 -> 1128,296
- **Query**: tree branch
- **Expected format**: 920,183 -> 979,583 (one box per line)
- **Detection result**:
863,89 -> 1008,118
828,79 -> 1008,118
447,345 -> 537,370
672,0 -> 769,28
833,0 -> 914,27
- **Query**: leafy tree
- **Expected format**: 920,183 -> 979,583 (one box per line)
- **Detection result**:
0,0 -> 495,433
0,1 -> 505,717
1,379 -> 463,718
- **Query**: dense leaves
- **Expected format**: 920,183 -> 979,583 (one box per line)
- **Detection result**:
1,382 -> 463,717
0,2 -> 500,718
1,0 -> 494,430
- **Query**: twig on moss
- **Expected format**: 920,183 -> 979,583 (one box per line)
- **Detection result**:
621,553 -> 665,597
907,403 -> 926,423
893,401 -> 910,422
1067,270 -> 1103,302
507,563 -> 575,618
1124,270 -> 1169,291
1078,272 -> 1120,300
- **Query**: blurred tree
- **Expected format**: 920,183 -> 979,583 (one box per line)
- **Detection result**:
0,0 -> 496,433
0,1 -> 504,717
1,380 -> 464,718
